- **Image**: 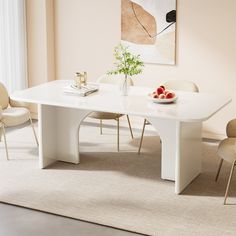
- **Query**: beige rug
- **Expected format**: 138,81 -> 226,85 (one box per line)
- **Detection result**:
0,120 -> 236,236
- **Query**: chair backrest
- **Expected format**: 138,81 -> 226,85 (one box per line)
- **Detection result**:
234,142 -> 236,154
0,82 -> 9,109
97,74 -> 134,86
226,119 -> 236,138
163,80 -> 199,93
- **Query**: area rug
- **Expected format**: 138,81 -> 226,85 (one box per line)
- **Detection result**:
0,120 -> 236,236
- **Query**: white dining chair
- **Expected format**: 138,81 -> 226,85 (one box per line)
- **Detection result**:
138,80 -> 199,154
0,82 -> 38,160
88,75 -> 134,151
215,119 -> 236,204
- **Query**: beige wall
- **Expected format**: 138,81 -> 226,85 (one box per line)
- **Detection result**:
54,0 -> 120,80
26,0 -> 55,116
27,0 -> 236,137
26,0 -> 55,86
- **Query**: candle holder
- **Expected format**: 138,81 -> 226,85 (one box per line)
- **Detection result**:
74,71 -> 87,89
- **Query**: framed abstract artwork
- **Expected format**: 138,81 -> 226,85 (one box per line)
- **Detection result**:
121,0 -> 177,65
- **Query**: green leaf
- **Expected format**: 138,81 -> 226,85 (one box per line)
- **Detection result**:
107,43 -> 144,78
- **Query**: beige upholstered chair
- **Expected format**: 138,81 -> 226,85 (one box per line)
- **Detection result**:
0,82 -> 38,160
88,75 -> 134,151
215,119 -> 236,204
138,80 -> 199,154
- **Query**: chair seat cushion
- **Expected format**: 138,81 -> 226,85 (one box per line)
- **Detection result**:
2,107 -> 30,127
217,138 -> 236,163
89,112 -> 123,120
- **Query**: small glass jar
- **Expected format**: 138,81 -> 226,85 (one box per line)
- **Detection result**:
75,72 -> 81,89
80,71 -> 87,87
74,72 -> 87,89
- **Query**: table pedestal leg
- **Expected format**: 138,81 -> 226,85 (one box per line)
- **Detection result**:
147,118 -> 202,194
38,104 -> 91,168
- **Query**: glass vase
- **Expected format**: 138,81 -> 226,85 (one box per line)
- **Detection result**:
120,77 -> 129,96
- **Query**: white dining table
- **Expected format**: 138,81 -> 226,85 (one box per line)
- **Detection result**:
11,80 -> 231,194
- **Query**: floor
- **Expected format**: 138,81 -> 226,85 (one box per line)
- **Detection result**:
0,120 -> 145,236
1,120 -> 235,235
0,203 -> 141,236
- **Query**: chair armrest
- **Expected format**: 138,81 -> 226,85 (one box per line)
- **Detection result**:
9,98 -> 29,108
226,119 -> 236,138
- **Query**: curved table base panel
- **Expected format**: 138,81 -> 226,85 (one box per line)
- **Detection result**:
147,117 -> 202,194
38,104 -> 91,168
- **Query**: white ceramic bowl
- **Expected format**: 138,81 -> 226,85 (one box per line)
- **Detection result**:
148,93 -> 178,104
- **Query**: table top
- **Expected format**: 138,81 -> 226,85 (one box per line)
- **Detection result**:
11,80 -> 231,122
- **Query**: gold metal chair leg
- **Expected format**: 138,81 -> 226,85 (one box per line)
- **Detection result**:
100,119 -> 103,135
215,159 -> 223,182
126,115 -> 133,139
224,160 -> 236,205
2,125 -> 9,160
138,119 -> 147,155
117,117 -> 120,152
29,116 -> 39,147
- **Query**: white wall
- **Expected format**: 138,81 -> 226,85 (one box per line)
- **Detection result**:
49,0 -> 236,137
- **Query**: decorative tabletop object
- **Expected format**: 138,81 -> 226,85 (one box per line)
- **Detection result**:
74,71 -> 87,89
149,85 -> 177,103
108,43 -> 144,95
63,83 -> 99,97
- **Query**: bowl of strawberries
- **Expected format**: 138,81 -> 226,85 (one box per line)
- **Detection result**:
149,85 -> 177,104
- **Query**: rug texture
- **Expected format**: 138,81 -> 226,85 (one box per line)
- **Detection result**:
0,120 -> 236,236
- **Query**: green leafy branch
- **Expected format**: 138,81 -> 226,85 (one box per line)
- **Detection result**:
107,44 -> 144,79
